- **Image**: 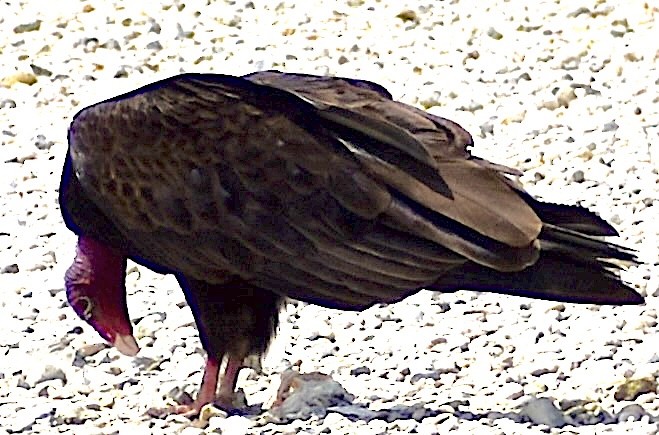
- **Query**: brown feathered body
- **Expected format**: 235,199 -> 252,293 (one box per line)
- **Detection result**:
59,71 -> 641,413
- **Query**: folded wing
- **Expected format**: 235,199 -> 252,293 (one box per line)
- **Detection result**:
66,71 -> 639,309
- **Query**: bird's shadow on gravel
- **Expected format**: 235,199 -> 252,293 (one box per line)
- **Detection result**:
265,397 -> 657,429
257,369 -> 656,427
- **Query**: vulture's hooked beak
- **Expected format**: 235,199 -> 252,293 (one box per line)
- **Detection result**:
113,333 -> 140,356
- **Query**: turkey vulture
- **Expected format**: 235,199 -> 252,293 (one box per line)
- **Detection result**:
59,71 -> 642,415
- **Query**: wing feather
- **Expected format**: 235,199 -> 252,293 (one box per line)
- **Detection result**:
67,72 -> 549,309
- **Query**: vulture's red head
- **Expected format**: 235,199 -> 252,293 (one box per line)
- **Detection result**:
65,236 -> 139,356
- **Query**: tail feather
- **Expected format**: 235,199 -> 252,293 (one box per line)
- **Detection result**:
500,176 -> 620,236
431,253 -> 641,305
430,217 -> 642,305
530,201 -> 619,236
540,224 -> 637,265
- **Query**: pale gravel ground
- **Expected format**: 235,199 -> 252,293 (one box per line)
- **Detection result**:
0,0 -> 658,434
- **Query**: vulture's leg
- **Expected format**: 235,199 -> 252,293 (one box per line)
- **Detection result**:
215,355 -> 243,407
171,356 -> 221,416
169,354 -> 244,416
172,276 -> 284,417
173,355 -> 243,415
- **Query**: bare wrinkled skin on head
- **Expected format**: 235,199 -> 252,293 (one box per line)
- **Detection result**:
66,236 -> 140,356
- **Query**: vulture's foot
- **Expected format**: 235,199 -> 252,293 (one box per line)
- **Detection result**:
146,396 -> 239,419
145,384 -> 218,419
147,356 -> 250,418
147,356 -> 222,418
164,387 -> 246,417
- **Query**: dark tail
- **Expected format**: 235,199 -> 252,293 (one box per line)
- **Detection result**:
430,207 -> 643,305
